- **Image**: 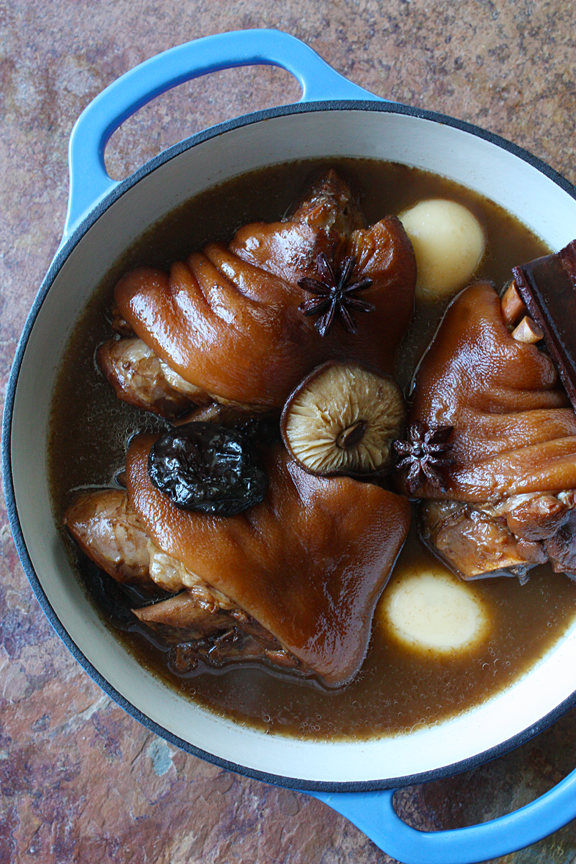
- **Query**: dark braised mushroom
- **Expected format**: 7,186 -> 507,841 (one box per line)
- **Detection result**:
148,422 -> 268,516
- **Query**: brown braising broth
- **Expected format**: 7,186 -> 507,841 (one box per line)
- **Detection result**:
49,158 -> 576,740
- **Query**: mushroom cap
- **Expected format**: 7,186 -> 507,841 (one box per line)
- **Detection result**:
281,361 -> 405,476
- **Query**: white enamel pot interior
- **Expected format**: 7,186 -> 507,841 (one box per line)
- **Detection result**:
6,101 -> 576,791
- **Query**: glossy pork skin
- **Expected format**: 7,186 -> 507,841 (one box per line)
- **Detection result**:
64,488 -> 301,667
114,171 -> 416,409
408,281 -> 576,501
126,437 -> 411,686
97,337 -> 206,418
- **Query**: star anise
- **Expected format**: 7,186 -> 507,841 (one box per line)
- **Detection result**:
393,421 -> 454,495
298,253 -> 374,337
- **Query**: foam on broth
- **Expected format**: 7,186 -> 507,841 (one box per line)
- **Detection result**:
49,158 -> 576,740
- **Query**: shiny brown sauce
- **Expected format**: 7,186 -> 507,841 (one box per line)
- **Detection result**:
49,158 -> 576,740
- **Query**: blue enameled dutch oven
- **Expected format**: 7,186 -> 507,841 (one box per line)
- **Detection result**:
4,29 -> 576,864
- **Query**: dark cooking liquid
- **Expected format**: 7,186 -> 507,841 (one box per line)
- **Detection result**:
49,158 -> 576,740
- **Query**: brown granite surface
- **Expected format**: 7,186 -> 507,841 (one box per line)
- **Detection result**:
2,1 -> 576,862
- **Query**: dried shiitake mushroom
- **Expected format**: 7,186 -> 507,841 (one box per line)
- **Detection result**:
281,361 -> 405,476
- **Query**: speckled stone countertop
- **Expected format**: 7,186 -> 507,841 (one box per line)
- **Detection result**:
2,2 -> 576,862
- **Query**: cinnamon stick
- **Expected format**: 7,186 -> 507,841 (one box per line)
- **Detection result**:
513,240 -> 576,410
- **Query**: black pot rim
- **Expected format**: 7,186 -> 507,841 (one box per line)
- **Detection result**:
3,97 -> 576,793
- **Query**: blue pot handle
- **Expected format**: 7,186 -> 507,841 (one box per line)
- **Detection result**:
311,764 -> 576,863
64,29 -> 383,238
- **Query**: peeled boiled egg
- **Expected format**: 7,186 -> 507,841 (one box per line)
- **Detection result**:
379,562 -> 490,654
399,199 -> 485,300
